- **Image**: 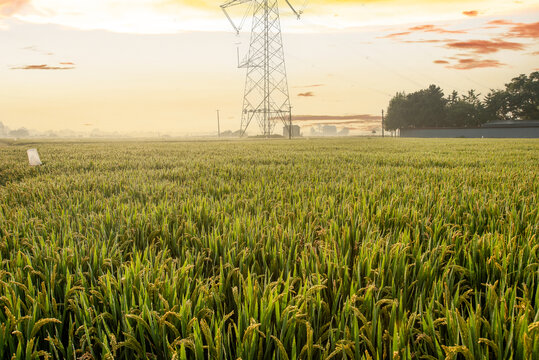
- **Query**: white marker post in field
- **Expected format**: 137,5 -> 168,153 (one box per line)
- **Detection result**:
27,149 -> 42,166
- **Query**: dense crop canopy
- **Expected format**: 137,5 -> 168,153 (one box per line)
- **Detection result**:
0,138 -> 538,359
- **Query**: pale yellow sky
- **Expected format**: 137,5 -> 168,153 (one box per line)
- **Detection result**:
0,0 -> 538,135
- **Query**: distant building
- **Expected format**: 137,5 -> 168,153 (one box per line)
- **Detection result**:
400,120 -> 539,138
322,125 -> 337,136
283,125 -> 301,138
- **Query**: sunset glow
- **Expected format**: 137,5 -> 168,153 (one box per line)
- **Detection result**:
1,0 -> 538,135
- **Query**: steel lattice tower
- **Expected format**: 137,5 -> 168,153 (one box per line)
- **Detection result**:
222,0 -> 302,137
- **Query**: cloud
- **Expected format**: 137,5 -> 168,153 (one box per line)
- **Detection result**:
60,62 -> 75,65
487,20 -> 539,39
307,118 -> 381,131
298,92 -> 314,97
292,114 -> 381,122
507,21 -> 539,39
381,31 -> 412,38
293,84 -> 325,88
11,64 -> 75,70
462,10 -> 479,17
383,19 -> 534,71
447,58 -> 505,70
22,45 -> 54,56
408,24 -> 466,34
384,20 -> 538,49
445,39 -> 525,54
403,39 -> 455,44
319,120 -> 381,126
0,0 -> 30,17
487,19 -> 514,27
10,0 -> 218,34
382,24 -> 466,38
3,0 -> 535,34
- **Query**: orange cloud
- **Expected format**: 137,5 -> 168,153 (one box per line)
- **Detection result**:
307,119 -> 381,131
487,19 -> 514,26
22,45 -> 54,56
295,84 -> 325,88
0,0 -> 29,17
11,64 -> 75,70
434,60 -> 449,64
403,39 -> 455,44
462,10 -> 479,17
507,21 -> 539,39
298,92 -> 315,97
321,120 -> 381,125
381,31 -> 412,38
383,24 -> 466,38
60,62 -> 75,65
292,114 -> 381,122
448,58 -> 505,70
408,24 -> 466,34
445,39 -> 525,54
2,0 -> 536,35
487,20 -> 539,39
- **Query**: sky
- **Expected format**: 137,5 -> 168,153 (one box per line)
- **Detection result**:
0,0 -> 538,135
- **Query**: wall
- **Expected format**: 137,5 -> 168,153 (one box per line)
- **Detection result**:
400,127 -> 539,138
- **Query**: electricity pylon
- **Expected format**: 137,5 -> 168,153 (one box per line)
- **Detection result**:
221,0 -> 303,137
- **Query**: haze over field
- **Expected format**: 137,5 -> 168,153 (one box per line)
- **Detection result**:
0,0 -> 538,135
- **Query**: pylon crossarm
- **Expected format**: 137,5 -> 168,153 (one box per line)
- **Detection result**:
221,0 -> 253,34
285,0 -> 306,19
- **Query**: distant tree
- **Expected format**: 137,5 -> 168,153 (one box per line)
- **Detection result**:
446,100 -> 475,127
447,90 -> 459,105
385,92 -> 410,130
9,128 -> 29,137
462,89 -> 482,111
483,89 -> 511,122
385,86 -> 446,129
505,71 -> 539,120
446,90 -> 486,127
0,121 -> 5,136
483,72 -> 539,122
410,85 -> 447,128
385,71 -> 538,129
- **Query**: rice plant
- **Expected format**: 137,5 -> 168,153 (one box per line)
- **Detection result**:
0,138 -> 538,359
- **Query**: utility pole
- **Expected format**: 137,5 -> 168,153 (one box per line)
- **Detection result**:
289,107 -> 292,139
381,109 -> 384,138
217,110 -> 221,138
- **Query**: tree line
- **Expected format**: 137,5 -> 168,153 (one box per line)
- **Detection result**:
0,121 -> 30,137
384,71 -> 539,130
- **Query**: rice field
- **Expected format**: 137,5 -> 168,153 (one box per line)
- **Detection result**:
0,138 -> 538,359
